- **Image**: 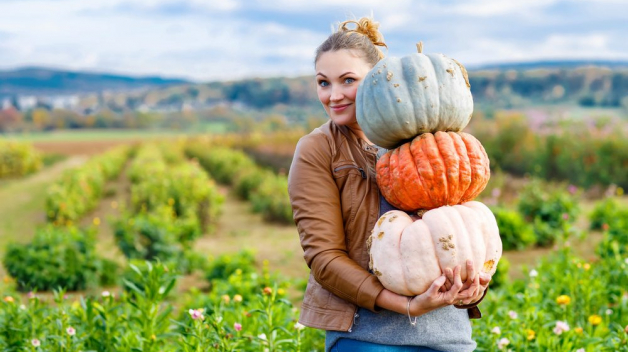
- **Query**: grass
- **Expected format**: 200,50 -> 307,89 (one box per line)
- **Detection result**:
1,125 -> 224,143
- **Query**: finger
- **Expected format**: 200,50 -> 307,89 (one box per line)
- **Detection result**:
465,260 -> 475,285
444,268 -> 453,290
453,265 -> 463,291
479,272 -> 492,286
427,275 -> 447,296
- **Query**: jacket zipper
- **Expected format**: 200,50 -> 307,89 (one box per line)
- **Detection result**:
348,311 -> 360,332
333,165 -> 367,179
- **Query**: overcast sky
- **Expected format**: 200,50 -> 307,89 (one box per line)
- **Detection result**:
0,0 -> 627,81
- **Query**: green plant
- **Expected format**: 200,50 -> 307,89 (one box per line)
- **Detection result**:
492,207 -> 536,250
3,225 -> 107,291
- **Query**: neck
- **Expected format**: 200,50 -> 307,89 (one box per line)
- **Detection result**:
347,125 -> 373,145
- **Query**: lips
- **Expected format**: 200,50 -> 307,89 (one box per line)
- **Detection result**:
330,103 -> 351,112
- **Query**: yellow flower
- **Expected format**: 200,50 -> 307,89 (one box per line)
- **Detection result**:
574,327 -> 583,334
618,187 -> 624,196
221,295 -> 230,304
168,198 -> 175,206
233,294 -> 243,303
3,296 -> 14,303
151,334 -> 156,341
583,263 -> 591,271
93,217 -> 101,226
556,295 -> 571,305
277,288 -> 285,296
588,314 -> 602,326
526,329 -> 535,341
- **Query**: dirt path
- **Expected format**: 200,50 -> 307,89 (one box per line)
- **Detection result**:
77,163 -> 131,263
0,156 -> 88,246
193,186 -> 307,280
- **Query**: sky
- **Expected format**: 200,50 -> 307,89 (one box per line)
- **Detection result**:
0,0 -> 627,82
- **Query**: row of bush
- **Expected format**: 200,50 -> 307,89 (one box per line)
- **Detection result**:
491,180 -> 581,251
2,225 -> 118,291
185,143 -> 293,224
114,144 -> 224,272
45,146 -> 129,224
2,146 -> 131,292
0,140 -> 42,179
471,112 -> 628,189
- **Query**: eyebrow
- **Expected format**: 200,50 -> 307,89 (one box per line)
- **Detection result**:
315,71 -> 356,78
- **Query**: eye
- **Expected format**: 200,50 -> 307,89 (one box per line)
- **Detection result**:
344,77 -> 356,84
318,80 -> 329,87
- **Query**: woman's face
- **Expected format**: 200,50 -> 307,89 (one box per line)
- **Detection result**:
315,49 -> 372,130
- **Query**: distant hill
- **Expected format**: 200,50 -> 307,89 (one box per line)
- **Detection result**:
472,60 -> 628,71
0,67 -> 189,97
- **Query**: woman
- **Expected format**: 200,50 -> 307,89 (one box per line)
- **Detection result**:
287,17 -> 491,352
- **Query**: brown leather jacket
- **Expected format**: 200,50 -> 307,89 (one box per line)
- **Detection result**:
288,120 -> 481,332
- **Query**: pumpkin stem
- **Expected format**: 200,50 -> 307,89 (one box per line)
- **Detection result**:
416,209 -> 427,219
416,42 -> 423,54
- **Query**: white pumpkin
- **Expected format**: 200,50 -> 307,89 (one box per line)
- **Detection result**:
356,43 -> 474,149
368,201 -> 501,296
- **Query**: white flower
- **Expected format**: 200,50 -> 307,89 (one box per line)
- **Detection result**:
294,322 -> 305,330
529,269 -> 538,278
19,304 -> 26,310
31,339 -> 41,347
508,310 -> 518,319
216,315 -> 223,323
66,327 -> 76,336
553,321 -> 570,335
491,326 -> 501,334
576,349 -> 585,352
258,333 -> 267,340
606,309 -> 613,315
497,338 -> 510,350
101,291 -> 111,298
624,258 -> 628,265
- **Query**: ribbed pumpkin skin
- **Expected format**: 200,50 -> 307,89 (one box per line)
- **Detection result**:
377,131 -> 490,211
368,201 -> 502,296
356,52 -> 473,149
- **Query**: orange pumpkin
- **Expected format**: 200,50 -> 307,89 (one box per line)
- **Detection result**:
377,131 -> 490,211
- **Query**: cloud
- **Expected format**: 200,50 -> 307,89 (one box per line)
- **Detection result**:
0,0 -> 627,80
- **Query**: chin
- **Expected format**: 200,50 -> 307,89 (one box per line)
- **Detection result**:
330,113 -> 357,127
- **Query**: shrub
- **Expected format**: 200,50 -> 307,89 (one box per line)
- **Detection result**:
114,207 -> 188,262
492,207 -> 536,250
205,249 -> 257,282
0,140 -> 42,178
250,174 -> 293,224
3,226 -> 104,291
517,180 -> 580,246
589,197 -> 625,230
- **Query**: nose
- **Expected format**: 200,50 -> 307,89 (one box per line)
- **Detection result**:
330,85 -> 343,102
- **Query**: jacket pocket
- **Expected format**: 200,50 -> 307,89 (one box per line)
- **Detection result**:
333,164 -> 367,179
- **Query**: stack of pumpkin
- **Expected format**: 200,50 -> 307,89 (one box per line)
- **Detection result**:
356,43 -> 502,296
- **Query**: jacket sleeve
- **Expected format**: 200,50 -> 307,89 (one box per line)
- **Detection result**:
288,133 -> 385,311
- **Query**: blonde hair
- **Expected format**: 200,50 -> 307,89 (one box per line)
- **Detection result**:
315,17 -> 387,67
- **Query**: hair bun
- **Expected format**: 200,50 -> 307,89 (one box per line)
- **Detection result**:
339,17 -> 386,48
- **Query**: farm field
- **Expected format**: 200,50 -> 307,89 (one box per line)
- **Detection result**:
1,126 -> 627,351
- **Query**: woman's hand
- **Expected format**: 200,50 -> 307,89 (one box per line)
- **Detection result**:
441,260 -> 492,305
408,265 -> 465,316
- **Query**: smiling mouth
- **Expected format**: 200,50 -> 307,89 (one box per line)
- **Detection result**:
330,104 -> 351,111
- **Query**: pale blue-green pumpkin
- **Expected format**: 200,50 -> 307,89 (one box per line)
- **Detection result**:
356,43 -> 474,149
